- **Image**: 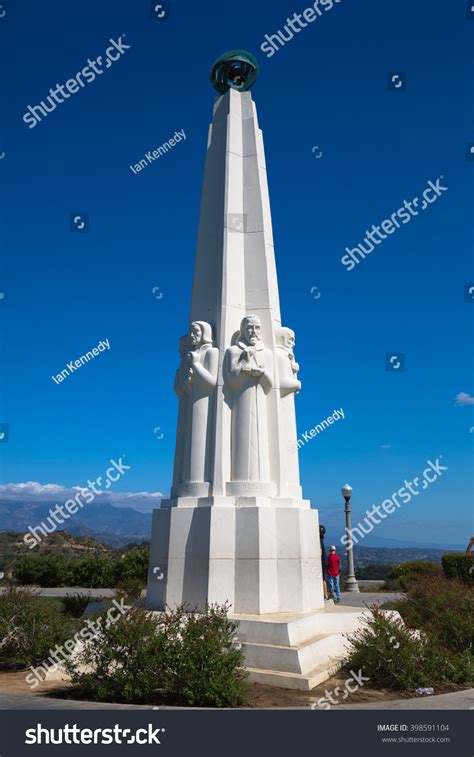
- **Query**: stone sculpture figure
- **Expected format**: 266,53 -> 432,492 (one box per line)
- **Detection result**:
171,335 -> 188,495
224,315 -> 273,482
276,327 -> 301,490
276,327 -> 301,396
180,321 -> 219,486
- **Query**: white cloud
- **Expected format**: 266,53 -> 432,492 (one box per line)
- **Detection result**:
380,444 -> 392,449
2,482 -> 65,494
455,392 -> 474,406
0,482 -> 163,513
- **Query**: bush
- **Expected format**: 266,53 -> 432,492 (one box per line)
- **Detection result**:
61,594 -> 92,618
13,550 -> 148,589
385,560 -> 441,590
68,558 -> 114,588
387,561 -> 440,580
13,555 -> 73,587
346,575 -> 473,691
113,546 -> 149,584
114,579 -> 145,599
355,563 -> 393,581
164,604 -> 248,707
14,555 -> 115,588
66,607 -> 168,704
0,588 -> 78,670
66,603 -> 249,707
395,574 -> 474,656
346,607 -> 448,689
441,553 -> 474,584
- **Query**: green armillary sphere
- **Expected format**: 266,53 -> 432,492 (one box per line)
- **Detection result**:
210,50 -> 259,94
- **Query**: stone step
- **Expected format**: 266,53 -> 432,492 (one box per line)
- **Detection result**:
232,606 -> 372,646
246,656 -> 345,692
242,631 -> 352,675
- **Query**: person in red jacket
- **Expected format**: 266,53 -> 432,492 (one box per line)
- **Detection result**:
327,546 -> 341,603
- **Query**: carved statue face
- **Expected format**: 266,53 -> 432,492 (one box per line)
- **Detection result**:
277,327 -> 295,351
190,322 -> 203,348
243,317 -> 261,346
284,330 -> 295,350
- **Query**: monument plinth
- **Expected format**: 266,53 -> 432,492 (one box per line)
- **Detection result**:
148,54 -> 324,614
148,55 -> 324,614
146,54 -> 371,688
147,53 -> 323,616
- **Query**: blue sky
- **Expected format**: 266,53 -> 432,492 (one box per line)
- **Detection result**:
0,0 -> 472,546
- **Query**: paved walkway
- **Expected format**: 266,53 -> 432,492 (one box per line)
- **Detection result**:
334,689 -> 474,710
0,587 -> 116,598
0,689 -> 472,711
336,592 -> 404,607
0,694 -> 151,710
0,587 -> 404,606
0,588 -> 403,605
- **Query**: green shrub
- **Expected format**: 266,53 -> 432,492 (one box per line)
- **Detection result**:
355,563 -> 393,580
395,574 -> 474,656
385,561 -> 442,590
69,558 -> 114,588
347,607 -> 439,689
13,555 -> 71,587
441,553 -> 474,584
61,594 -> 92,618
383,577 -> 403,591
114,579 -> 145,599
113,546 -> 149,584
13,550 -> 148,589
387,561 -> 440,580
346,575 -> 473,691
66,607 -> 168,704
66,603 -> 248,707
14,555 -> 114,588
0,588 -> 78,670
164,604 -> 248,707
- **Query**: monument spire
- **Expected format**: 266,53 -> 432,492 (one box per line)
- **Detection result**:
148,52 -> 323,615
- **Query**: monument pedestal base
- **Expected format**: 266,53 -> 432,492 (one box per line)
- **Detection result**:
146,503 -> 324,615
230,606 -> 375,691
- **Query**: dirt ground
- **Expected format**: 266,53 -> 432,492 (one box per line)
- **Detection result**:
0,669 -> 467,709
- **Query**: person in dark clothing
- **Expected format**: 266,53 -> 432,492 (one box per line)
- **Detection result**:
319,524 -> 329,600
327,545 -> 341,603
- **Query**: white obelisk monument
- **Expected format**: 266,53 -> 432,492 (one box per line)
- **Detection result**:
147,53 -> 324,617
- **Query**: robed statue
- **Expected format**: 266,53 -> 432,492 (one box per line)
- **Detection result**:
224,315 -> 273,482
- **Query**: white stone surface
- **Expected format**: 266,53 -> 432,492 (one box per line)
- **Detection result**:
147,87 -> 324,616
147,504 -> 325,614
228,608 -> 403,690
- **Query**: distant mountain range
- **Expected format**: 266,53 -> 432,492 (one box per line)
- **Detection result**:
324,533 -> 465,551
0,499 -> 152,546
0,481 -> 467,553
65,526 -> 150,547
350,545 -> 459,565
